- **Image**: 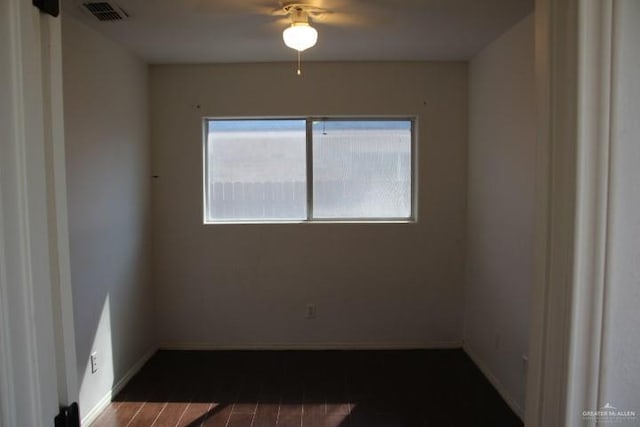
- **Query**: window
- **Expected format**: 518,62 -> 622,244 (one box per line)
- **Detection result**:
204,118 -> 415,223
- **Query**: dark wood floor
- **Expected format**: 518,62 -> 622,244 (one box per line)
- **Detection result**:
91,349 -> 523,427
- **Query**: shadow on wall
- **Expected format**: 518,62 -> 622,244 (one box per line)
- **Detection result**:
69,194 -> 153,421
78,295 -> 115,414
76,265 -> 150,422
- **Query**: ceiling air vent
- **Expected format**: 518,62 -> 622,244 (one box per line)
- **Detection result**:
81,2 -> 129,21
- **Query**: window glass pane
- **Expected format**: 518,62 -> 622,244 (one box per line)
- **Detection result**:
312,120 -> 412,219
206,120 -> 307,221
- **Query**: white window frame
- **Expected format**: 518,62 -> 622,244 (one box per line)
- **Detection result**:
203,117 -> 417,224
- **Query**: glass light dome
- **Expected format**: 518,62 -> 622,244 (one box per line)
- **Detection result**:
283,23 -> 318,52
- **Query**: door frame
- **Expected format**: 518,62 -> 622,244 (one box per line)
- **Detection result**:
0,1 -> 78,425
526,0 -> 617,425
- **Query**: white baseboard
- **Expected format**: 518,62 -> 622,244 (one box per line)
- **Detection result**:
159,341 -> 462,351
463,344 -> 524,420
81,346 -> 157,426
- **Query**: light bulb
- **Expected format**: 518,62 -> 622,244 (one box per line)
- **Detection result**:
283,23 -> 318,52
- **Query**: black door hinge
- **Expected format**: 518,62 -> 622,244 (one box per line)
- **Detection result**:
33,0 -> 60,17
54,402 -> 80,427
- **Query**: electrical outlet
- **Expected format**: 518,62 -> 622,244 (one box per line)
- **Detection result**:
306,304 -> 316,319
90,352 -> 98,374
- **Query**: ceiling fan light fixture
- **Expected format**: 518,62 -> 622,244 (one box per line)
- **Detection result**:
283,22 -> 318,52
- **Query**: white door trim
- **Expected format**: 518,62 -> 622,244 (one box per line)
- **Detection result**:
41,8 -> 80,408
0,1 -> 77,425
0,2 -> 50,424
566,1 -> 614,425
527,0 -> 616,425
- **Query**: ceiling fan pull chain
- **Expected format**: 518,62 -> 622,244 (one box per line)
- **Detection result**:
297,51 -> 302,76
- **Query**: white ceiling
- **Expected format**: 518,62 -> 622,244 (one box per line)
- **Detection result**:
63,0 -> 533,63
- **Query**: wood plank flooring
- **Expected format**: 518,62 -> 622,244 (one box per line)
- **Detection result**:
90,350 -> 523,427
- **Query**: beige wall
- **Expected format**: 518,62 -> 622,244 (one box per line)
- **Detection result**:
62,16 -> 153,421
150,62 -> 468,348
464,15 -> 535,417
